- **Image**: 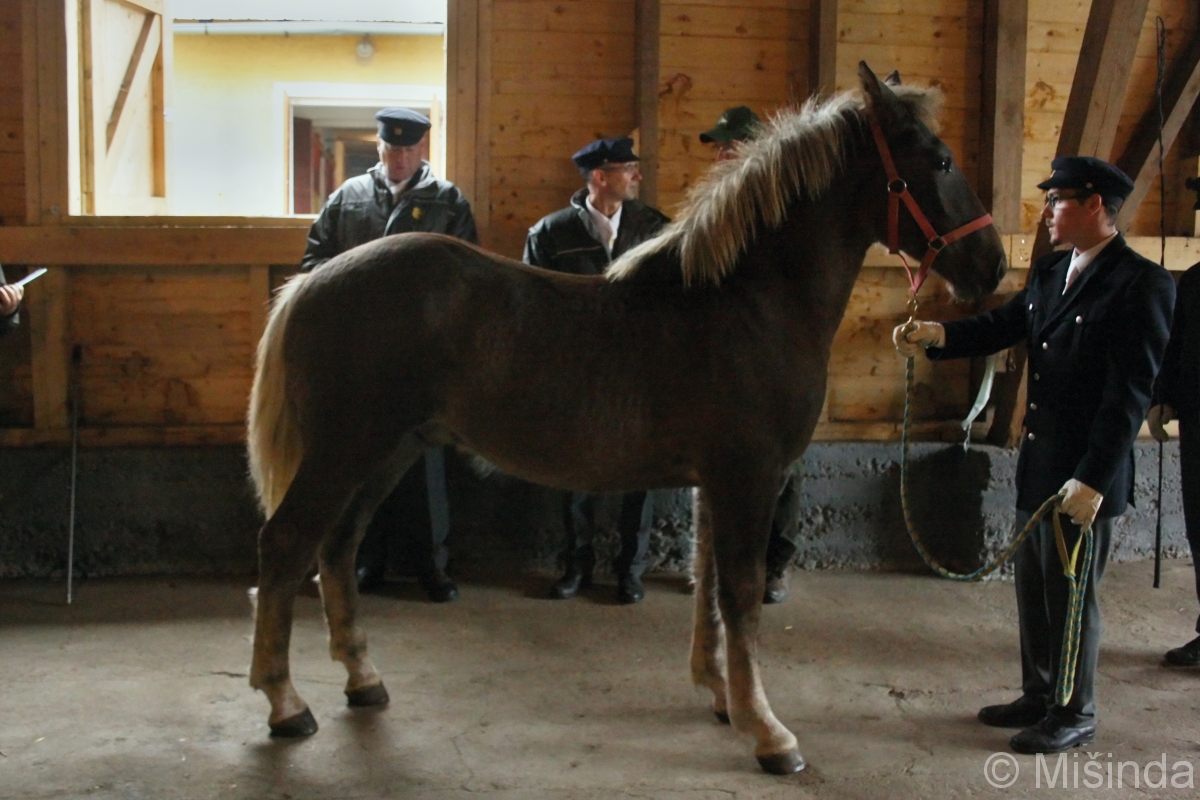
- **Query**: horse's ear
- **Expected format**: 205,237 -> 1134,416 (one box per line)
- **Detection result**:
884,70 -> 902,87
858,61 -> 903,125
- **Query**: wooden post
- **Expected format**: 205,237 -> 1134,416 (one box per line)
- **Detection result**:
979,0 -> 1027,233
634,0 -> 660,208
446,0 -> 490,245
27,266 -> 71,431
808,0 -> 838,97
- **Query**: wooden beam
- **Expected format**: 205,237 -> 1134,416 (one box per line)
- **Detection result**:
979,0 -> 1027,233
26,266 -> 70,430
634,0 -> 660,208
446,0 -> 491,245
23,0 -> 69,224
0,424 -> 245,448
0,226 -> 309,265
20,0 -> 39,224
1114,32 -> 1200,231
105,12 -> 155,150
807,0 -> 837,97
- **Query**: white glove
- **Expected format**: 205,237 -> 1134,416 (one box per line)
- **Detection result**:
1147,404 -> 1175,443
891,321 -> 946,358
1059,479 -> 1103,529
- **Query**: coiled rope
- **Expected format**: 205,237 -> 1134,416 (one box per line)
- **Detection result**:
899,346 -> 1094,707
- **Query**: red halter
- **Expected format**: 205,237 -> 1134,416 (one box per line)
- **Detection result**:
868,120 -> 994,296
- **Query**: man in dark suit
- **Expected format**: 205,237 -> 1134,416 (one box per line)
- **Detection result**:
893,157 -> 1175,754
524,137 -> 669,604
1147,259 -> 1200,667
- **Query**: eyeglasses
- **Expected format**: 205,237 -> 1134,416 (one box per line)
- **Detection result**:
1044,190 -> 1091,208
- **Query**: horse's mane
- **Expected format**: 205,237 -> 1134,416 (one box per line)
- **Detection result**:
607,84 -> 943,286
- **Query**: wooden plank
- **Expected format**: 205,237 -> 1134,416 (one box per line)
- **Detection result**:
104,11 -> 154,150
32,0 -> 69,223
248,265 -> 270,343
0,226 -> 310,266
25,266 -> 70,430
979,0 -> 1027,233
476,0 -> 493,247
492,94 -> 636,130
1114,29 -> 1200,230
0,424 -> 246,448
808,0 -> 837,96
635,0 -> 660,207
0,118 -> 22,152
494,0 -> 636,34
811,419 -> 987,443
21,0 -> 39,225
660,4 -> 808,39
493,31 -> 636,67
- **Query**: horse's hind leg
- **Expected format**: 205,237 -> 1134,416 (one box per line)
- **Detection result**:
317,437 -> 424,707
250,456 -> 363,737
707,475 -> 805,775
690,488 -> 729,723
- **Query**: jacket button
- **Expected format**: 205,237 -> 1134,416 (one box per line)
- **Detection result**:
1030,402 -> 1038,410
1027,432 -> 1036,441
1028,303 -> 1034,311
1076,315 -> 1083,324
1042,342 -> 1049,350
1033,373 -> 1040,381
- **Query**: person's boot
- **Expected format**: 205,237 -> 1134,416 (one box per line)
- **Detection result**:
1165,634 -> 1200,666
418,566 -> 459,603
549,561 -> 592,599
617,573 -> 645,604
763,568 -> 789,604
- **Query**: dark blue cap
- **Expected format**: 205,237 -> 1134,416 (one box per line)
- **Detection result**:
571,137 -> 639,171
374,108 -> 431,146
1037,156 -> 1135,207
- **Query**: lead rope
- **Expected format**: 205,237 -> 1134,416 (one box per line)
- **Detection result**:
899,326 -> 1093,707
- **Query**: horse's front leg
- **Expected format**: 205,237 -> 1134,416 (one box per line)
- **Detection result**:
690,488 -> 728,722
708,475 -> 805,774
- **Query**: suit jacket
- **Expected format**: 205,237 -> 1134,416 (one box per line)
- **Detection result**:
522,189 -> 668,275
1154,260 -> 1200,414
929,234 -> 1175,517
300,162 -> 477,272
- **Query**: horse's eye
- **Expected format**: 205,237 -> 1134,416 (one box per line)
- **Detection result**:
937,157 -> 953,173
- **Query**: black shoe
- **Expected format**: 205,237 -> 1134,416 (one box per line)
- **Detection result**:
1010,716 -> 1095,754
978,695 -> 1048,728
548,566 -> 592,599
419,568 -> 459,603
763,571 -> 789,604
356,565 -> 386,593
1164,635 -> 1200,666
617,574 -> 645,605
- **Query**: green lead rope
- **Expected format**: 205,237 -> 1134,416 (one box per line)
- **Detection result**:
900,354 -> 1093,707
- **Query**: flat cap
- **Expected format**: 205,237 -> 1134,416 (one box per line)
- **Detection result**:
699,106 -> 763,144
572,137 -> 639,171
1037,156 -> 1135,207
375,108 -> 431,147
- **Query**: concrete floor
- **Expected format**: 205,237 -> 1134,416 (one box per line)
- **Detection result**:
2,562 -> 1199,800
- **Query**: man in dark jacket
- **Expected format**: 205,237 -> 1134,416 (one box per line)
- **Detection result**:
1147,260 -> 1200,667
523,136 -> 668,604
0,266 -> 22,336
300,108 -> 477,603
894,157 -> 1175,754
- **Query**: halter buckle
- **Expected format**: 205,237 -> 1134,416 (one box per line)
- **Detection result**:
888,178 -> 907,195
928,235 -> 946,252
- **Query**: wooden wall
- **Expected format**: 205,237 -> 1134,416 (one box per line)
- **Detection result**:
0,0 -> 1198,449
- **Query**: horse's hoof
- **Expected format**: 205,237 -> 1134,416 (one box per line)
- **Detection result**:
345,683 -> 390,707
269,707 -> 318,738
756,749 -> 806,775
714,710 -> 731,725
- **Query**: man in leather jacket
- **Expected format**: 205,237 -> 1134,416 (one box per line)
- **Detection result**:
523,137 -> 668,604
894,157 -> 1174,754
1147,259 -> 1200,667
300,108 -> 477,603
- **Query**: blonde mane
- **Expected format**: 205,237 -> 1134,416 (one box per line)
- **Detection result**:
607,84 -> 943,286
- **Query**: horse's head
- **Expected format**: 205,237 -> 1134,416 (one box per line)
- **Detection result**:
858,62 -> 1007,302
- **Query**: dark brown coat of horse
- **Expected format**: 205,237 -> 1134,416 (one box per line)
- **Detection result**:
246,64 -> 1007,773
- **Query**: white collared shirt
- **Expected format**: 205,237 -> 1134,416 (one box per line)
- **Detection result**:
585,196 -> 623,257
1063,231 -> 1117,294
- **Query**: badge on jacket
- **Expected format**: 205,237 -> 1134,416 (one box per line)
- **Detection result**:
412,207 -> 423,220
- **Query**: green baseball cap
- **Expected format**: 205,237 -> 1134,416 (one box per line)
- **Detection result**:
699,106 -> 763,144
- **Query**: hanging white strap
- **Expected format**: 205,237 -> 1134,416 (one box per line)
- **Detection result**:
961,352 -> 1001,450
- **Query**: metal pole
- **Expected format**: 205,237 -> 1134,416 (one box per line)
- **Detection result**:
66,345 -> 81,605
1154,440 -> 1164,588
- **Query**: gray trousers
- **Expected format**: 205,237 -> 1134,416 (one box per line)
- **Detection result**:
1013,509 -> 1113,725
358,446 -> 451,575
561,490 -> 656,579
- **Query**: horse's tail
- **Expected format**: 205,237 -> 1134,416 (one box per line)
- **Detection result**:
247,272 -> 311,519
